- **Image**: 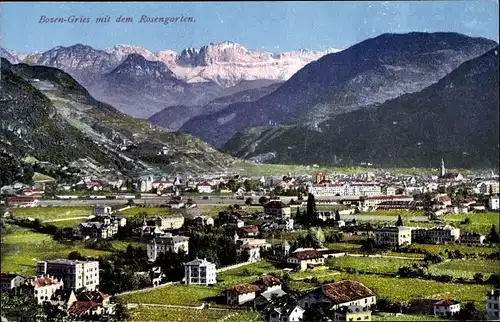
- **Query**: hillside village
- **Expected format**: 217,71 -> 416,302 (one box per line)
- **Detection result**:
1,160 -> 499,322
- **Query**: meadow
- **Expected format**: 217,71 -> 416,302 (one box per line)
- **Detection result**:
372,313 -> 453,321
1,229 -> 110,275
326,256 -> 421,274
11,206 -> 92,221
309,272 -> 491,307
360,210 -> 426,217
125,307 -> 260,322
120,285 -> 221,306
427,259 -> 500,279
230,162 -> 452,177
49,218 -> 86,229
407,243 -> 498,256
118,207 -> 170,217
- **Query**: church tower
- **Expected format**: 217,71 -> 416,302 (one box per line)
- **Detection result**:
440,158 -> 446,177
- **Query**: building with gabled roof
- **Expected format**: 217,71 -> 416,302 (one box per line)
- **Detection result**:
298,280 -> 376,310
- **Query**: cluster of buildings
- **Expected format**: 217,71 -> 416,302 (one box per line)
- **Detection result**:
373,224 -> 490,247
1,259 -> 116,318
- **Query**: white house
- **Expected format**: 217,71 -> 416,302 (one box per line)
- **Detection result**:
374,226 -> 412,247
183,258 -> 216,286
226,283 -> 261,305
197,182 -> 213,194
487,289 -> 500,321
433,299 -> 461,317
286,250 -> 325,271
0,273 -> 26,293
30,275 -> 64,305
261,304 -> 305,322
147,233 -> 189,262
489,195 -> 500,210
94,206 -> 112,217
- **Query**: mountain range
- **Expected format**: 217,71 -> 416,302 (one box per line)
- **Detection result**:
1,42 -> 337,118
180,32 -> 498,147
0,57 -> 236,182
224,47 -> 500,168
2,32 -> 498,171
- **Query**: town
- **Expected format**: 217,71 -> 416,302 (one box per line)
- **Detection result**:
1,161 -> 499,322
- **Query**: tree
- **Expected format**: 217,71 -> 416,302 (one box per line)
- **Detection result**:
306,193 -> 317,217
259,196 -> 269,205
245,197 -> 253,206
274,186 -> 284,196
396,215 -> 403,226
473,272 -> 484,284
488,225 -> 500,243
463,217 -> 472,225
67,251 -> 83,260
335,210 -> 341,222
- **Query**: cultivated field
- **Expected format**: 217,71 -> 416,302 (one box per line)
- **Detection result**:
11,206 -> 92,221
1,229 -> 110,275
125,307 -> 259,322
428,259 -> 500,279
326,256 -> 422,274
372,313 -> 453,321
312,273 -> 491,306
360,210 -> 425,217
118,207 -> 170,217
120,285 -> 221,306
407,243 -> 498,256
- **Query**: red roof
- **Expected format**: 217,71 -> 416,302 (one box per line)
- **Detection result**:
294,250 -> 323,260
434,299 -> 460,306
229,283 -> 261,294
320,280 -> 374,303
241,226 -> 259,233
257,275 -> 281,287
264,201 -> 289,209
68,301 -> 102,315
33,276 -> 61,288
76,291 -> 111,303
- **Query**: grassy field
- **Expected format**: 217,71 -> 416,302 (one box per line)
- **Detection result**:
231,162 -> 450,176
11,206 -> 92,221
1,230 -> 110,275
125,307 -> 259,322
32,172 -> 55,182
110,240 -> 146,252
407,243 -> 498,255
372,313 -> 453,321
310,273 -> 491,306
120,261 -> 283,306
119,207 -> 170,217
440,213 -> 499,234
360,210 -> 426,217
49,218 -> 86,229
326,256 -> 421,274
325,242 -> 363,251
428,259 -> 500,279
121,285 -> 221,306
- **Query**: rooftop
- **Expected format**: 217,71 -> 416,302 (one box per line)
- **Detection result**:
319,280 -> 374,304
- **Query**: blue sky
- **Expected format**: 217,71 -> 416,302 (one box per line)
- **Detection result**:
1,1 -> 498,53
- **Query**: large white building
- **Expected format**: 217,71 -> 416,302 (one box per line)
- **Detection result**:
308,182 -> 381,197
487,289 -> 500,321
147,233 -> 190,262
489,195 -> 500,210
36,259 -> 99,292
183,258 -> 217,286
433,299 -> 461,317
374,226 -> 412,247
